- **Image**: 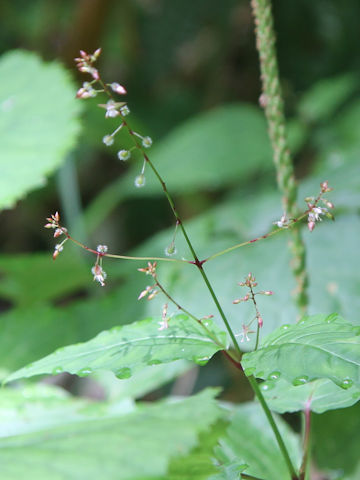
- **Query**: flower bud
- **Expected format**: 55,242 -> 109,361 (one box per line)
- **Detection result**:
308,221 -> 316,232
110,82 -> 127,95
258,316 -> 263,328
165,242 -> 177,256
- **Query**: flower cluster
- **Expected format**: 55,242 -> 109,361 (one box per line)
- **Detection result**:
75,49 -> 101,80
44,212 -> 68,260
233,273 -> 273,341
305,181 -> 334,232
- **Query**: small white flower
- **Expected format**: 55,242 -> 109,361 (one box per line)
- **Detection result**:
273,213 -> 288,228
142,136 -> 153,148
91,264 -> 107,287
164,243 -> 177,256
134,174 -> 146,188
118,149 -> 131,161
97,244 -> 108,254
120,105 -> 130,116
55,244 -> 63,253
102,135 -> 114,146
105,100 -> 119,118
110,82 -> 127,95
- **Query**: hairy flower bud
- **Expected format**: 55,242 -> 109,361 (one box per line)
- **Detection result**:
117,149 -> 131,161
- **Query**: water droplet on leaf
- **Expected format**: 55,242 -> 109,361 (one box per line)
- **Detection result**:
77,367 -> 93,377
340,378 -> 353,390
292,375 -> 309,386
52,366 -> 63,375
244,367 -> 256,376
115,367 -> 132,379
268,371 -> 281,380
261,381 -> 275,391
281,324 -> 290,330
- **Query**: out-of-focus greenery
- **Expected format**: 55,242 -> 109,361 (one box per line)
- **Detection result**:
1,1 -> 360,478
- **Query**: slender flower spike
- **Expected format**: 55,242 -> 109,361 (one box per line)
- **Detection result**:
110,82 -> 127,95
91,264 -> 107,287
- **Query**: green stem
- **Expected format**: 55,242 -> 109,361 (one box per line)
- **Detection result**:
248,376 -> 298,479
299,400 -> 312,480
250,0 -> 308,316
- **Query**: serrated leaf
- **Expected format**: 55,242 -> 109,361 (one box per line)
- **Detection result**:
0,386 -> 222,480
242,314 -> 360,392
212,402 -> 301,480
0,50 -> 81,210
5,315 -> 227,383
261,377 -> 360,414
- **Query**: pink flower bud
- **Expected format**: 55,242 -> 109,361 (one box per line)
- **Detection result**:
258,316 -> 263,328
110,82 -> 127,95
264,291 -> 273,296
308,221 -> 316,232
233,299 -> 241,304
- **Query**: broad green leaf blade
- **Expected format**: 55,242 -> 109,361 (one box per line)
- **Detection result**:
313,402 -> 360,476
213,402 -> 301,480
242,314 -> 360,391
0,386 -> 222,480
261,377 -> 360,414
6,315 -> 227,383
0,50 -> 81,210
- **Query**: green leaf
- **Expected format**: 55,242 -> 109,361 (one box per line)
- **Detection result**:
242,314 -> 360,393
0,386 -> 222,480
312,402 -> 360,476
261,377 -> 360,414
0,50 -> 82,210
212,402 -> 301,480
5,315 -> 227,383
298,73 -> 357,123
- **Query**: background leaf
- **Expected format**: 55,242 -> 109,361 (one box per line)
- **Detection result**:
6,314 -> 226,383
212,402 -> 301,480
0,386 -> 222,480
0,50 -> 82,210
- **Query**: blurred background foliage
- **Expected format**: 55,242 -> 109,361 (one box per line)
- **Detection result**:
0,1 -> 360,475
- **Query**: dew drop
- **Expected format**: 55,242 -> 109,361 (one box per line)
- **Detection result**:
299,320 -> 306,325
340,378 -> 353,390
147,359 -> 161,366
261,381 -> 275,391
268,371 -> 281,381
195,356 -> 210,366
52,366 -> 63,375
77,367 -> 93,377
115,367 -> 132,379
281,324 -> 290,330
351,391 -> 360,400
244,367 -> 256,376
292,375 -> 309,386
